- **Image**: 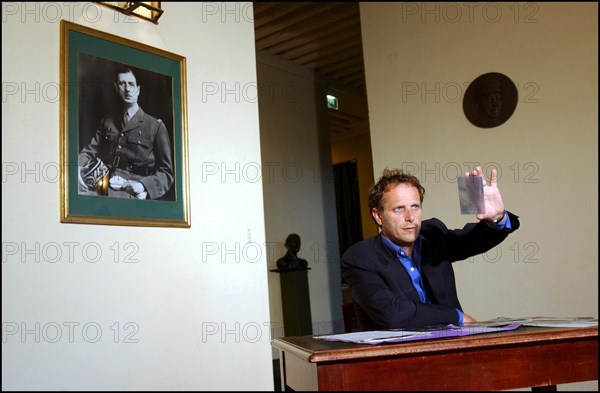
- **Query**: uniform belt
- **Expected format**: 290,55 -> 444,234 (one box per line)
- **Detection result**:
112,156 -> 152,176
127,164 -> 153,176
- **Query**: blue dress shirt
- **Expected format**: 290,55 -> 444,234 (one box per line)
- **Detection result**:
381,234 -> 429,304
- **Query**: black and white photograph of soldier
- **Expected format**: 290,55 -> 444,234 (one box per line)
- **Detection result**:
77,53 -> 175,201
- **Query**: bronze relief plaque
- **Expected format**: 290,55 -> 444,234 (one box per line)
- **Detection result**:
463,72 -> 518,129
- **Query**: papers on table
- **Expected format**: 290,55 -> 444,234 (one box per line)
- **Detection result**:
472,316 -> 598,328
315,329 -> 430,344
314,323 -> 522,345
314,316 -> 597,345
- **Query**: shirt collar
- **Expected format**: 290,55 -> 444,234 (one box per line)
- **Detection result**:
381,233 -> 424,258
124,104 -> 140,119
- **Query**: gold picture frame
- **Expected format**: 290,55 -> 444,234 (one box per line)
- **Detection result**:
60,20 -> 190,227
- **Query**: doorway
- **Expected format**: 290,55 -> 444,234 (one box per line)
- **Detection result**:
333,160 -> 363,257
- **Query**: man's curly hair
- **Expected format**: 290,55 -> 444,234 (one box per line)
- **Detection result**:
368,168 -> 425,212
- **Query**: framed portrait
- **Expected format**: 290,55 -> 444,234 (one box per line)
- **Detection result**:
60,20 -> 190,227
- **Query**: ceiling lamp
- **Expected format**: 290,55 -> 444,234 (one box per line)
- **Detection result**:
96,2 -> 163,24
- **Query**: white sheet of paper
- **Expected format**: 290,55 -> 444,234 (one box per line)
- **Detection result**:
313,323 -> 523,344
473,316 -> 598,328
314,330 -> 429,343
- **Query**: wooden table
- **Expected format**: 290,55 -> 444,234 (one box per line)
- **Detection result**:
272,326 -> 598,391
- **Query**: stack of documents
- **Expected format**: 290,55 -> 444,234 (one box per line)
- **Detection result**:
472,316 -> 598,328
314,316 -> 597,345
314,323 -> 521,345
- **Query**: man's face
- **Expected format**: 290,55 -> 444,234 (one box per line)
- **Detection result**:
115,72 -> 140,105
372,183 -> 422,247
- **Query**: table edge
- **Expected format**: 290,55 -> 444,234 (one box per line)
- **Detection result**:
272,326 -> 599,363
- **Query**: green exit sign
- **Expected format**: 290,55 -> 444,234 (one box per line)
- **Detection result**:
326,94 -> 338,110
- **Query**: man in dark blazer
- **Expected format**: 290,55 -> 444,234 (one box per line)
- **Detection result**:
341,166 -> 519,330
78,67 -> 174,200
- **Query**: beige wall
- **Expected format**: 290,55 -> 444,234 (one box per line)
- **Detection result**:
361,2 -> 597,390
257,53 -> 344,351
2,3 -> 273,390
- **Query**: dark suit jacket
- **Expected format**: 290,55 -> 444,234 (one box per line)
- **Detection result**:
341,213 -> 520,330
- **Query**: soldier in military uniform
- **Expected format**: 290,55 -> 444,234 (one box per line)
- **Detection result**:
78,66 -> 174,200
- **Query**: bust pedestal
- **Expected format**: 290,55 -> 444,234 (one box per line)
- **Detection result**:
270,267 -> 312,336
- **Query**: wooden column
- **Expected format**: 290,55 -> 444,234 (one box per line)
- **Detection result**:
271,268 -> 312,337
